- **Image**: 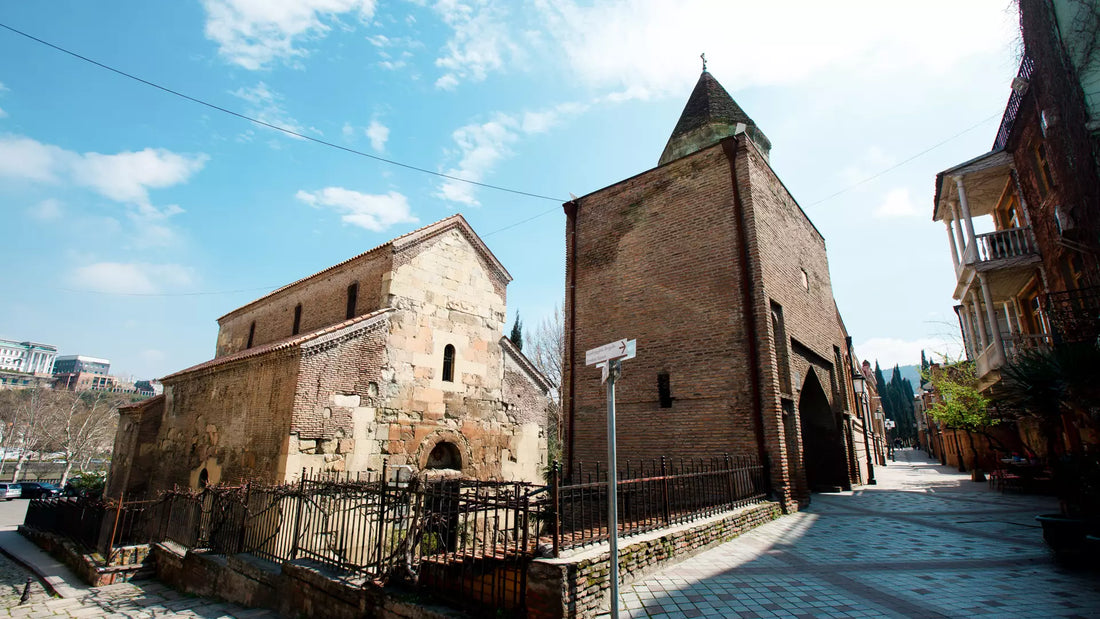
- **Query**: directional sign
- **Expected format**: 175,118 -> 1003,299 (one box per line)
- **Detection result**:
586,339 -> 637,366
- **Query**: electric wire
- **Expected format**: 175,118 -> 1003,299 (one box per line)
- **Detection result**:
0,21 -> 567,204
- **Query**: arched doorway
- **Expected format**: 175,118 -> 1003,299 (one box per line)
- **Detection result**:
797,370 -> 849,492
425,441 -> 462,470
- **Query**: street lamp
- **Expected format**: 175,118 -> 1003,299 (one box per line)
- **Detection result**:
851,373 -> 876,484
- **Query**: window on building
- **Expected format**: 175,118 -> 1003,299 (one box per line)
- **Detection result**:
346,282 -> 359,320
657,372 -> 672,408
292,304 -> 302,335
1033,142 -> 1055,199
442,344 -> 455,382
799,268 -> 810,291
247,322 -> 256,349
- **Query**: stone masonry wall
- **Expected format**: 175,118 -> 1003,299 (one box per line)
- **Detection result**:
565,144 -> 757,470
377,228 -> 547,482
287,313 -> 391,477
527,501 -> 783,618
152,352 -> 299,491
216,248 -> 393,357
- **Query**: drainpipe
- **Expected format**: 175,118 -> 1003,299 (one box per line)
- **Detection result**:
563,199 -> 579,480
720,136 -> 772,498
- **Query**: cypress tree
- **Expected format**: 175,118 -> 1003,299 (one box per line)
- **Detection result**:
509,312 -> 524,351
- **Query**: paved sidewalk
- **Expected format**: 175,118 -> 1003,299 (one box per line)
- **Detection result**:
613,449 -> 1100,618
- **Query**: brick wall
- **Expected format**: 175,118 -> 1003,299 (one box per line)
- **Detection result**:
107,395 -> 165,498
216,248 -> 393,357
152,351 -> 300,491
527,501 -> 782,618
564,144 -> 757,470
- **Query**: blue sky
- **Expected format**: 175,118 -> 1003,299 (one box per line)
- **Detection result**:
0,1 -> 1021,380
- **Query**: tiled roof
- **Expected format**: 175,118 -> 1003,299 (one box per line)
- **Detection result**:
118,393 -> 164,412
162,308 -> 393,381
217,213 -> 511,323
668,71 -> 756,143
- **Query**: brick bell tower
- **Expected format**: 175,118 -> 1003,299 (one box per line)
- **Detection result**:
562,68 -> 856,509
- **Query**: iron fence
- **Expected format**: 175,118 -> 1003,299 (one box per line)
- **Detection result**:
24,454 -> 767,613
551,455 -> 769,552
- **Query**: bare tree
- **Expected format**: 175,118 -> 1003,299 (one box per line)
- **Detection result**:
45,391 -> 122,487
525,306 -> 564,460
0,387 -> 64,482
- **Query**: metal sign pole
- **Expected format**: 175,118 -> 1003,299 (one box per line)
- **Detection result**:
606,358 -> 621,619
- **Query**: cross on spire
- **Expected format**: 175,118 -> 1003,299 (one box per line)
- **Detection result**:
700,52 -> 707,72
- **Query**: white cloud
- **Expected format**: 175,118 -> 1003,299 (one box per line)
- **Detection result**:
0,107 -> 7,119
231,82 -> 304,137
855,337 -> 963,369
202,0 -> 377,70
28,198 -> 62,221
436,102 -> 586,205
0,135 -> 69,182
72,149 -> 208,208
531,0 -> 1015,101
296,187 -> 417,231
872,188 -> 922,219
365,120 -> 389,152
431,0 -> 518,89
342,122 -> 355,140
69,262 -> 196,295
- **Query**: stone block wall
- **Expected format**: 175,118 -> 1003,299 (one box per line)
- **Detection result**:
153,351 -> 300,491
526,501 -> 783,618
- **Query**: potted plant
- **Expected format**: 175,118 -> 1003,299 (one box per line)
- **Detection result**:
999,342 -> 1100,563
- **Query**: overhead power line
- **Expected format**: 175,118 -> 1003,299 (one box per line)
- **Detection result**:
804,112 -> 1002,207
0,22 -> 567,204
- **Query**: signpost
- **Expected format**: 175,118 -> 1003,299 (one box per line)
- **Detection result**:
585,338 -> 636,619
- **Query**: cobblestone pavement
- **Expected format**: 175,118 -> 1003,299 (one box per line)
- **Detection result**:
0,577 -> 279,617
615,449 -> 1100,618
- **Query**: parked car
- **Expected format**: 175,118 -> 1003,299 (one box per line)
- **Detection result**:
0,484 -> 21,501
19,482 -> 60,499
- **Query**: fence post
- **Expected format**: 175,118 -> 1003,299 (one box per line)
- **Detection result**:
551,460 -> 560,558
724,454 -> 735,507
237,481 -> 251,554
290,468 -> 306,560
375,459 -> 388,573
660,456 -> 670,526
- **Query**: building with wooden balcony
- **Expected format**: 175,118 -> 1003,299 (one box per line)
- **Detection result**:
933,0 -> 1100,393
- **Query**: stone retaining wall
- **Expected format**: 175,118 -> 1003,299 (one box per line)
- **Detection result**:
527,501 -> 782,618
17,526 -> 151,587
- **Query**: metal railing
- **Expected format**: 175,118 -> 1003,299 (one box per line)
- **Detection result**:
994,57 -> 1034,150
972,227 -> 1037,263
550,455 -> 768,553
25,454 -> 768,613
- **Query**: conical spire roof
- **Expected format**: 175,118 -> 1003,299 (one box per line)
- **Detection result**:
658,71 -> 771,166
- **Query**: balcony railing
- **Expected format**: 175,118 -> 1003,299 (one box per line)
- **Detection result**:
1046,286 -> 1100,344
1003,333 -> 1053,363
972,227 -> 1037,264
994,56 -> 1034,150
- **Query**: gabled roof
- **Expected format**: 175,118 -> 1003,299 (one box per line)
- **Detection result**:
164,308 -> 393,381
499,336 -> 554,393
218,214 -> 511,323
659,71 -> 772,166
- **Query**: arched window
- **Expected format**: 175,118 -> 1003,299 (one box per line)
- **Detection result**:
292,304 -> 302,335
198,468 -> 209,489
426,442 -> 461,469
442,344 -> 455,382
247,322 -> 256,349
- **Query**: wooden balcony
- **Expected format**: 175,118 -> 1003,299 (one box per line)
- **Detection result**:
1046,286 -> 1100,344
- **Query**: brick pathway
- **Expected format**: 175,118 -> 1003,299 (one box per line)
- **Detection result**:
0,563 -> 276,618
615,449 -> 1100,618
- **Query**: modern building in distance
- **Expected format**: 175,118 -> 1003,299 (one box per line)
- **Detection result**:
0,340 -> 57,375
52,355 -> 111,376
562,69 -> 871,509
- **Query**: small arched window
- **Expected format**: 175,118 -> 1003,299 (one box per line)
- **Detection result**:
247,322 -> 256,349
292,304 -> 302,335
346,282 -> 359,319
442,344 -> 455,382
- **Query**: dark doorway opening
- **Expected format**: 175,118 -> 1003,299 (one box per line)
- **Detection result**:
797,370 -> 849,492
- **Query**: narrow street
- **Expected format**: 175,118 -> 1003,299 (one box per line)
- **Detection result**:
616,449 -> 1100,618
